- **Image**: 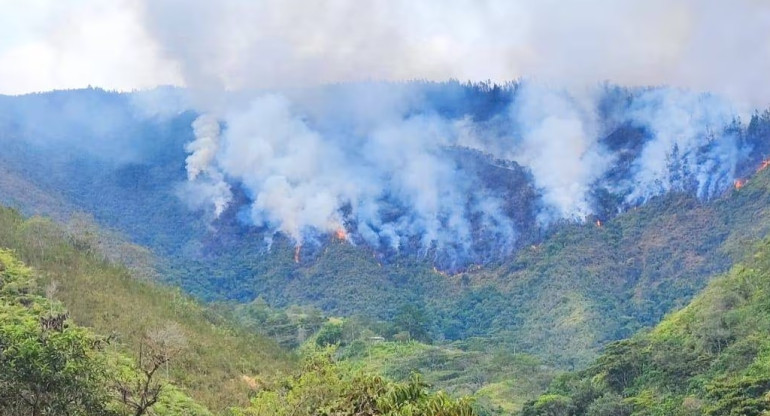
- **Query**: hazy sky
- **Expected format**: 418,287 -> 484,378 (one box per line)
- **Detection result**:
2,0 -> 769,105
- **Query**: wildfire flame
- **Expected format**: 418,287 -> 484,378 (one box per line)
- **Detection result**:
334,228 -> 347,240
294,245 -> 301,263
734,179 -> 746,190
596,220 -> 602,227
758,159 -> 770,173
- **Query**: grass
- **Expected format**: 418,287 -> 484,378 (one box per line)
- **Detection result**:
0,207 -> 295,413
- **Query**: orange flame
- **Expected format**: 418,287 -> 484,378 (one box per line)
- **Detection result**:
294,245 -> 301,263
334,228 -> 347,240
758,159 -> 770,173
734,179 -> 746,190
433,267 -> 448,277
596,220 -> 602,227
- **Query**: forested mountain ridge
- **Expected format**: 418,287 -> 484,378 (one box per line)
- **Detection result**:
2,85 -> 770,370
446,164 -> 770,367
3,84 -> 770,415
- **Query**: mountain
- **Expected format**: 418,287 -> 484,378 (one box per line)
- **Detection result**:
3,84 -> 770,414
522,235 -> 770,415
2,86 -> 770,357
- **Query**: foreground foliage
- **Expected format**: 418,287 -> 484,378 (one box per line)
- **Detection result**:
0,248 -> 209,415
0,206 -> 293,412
0,213 -> 480,415
233,348 -> 476,416
522,238 -> 770,415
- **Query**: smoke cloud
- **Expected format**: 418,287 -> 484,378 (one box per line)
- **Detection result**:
179,81 -> 759,268
507,85 -> 610,224
132,0 -> 770,265
138,0 -> 770,107
184,89 -> 518,265
621,89 -> 741,203
181,114 -> 232,217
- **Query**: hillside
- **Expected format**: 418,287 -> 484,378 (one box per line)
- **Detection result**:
0,223 -> 482,415
214,163 -> 770,370
6,2 -> 770,415
522,236 -> 770,415
2,85 -> 770,372
260,166 -> 770,414
0,247 -> 223,415
439,165 -> 770,367
0,206 -> 294,412
4,153 -> 768,415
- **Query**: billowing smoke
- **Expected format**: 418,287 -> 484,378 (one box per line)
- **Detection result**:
184,89 -> 518,266
507,85 -> 610,224
138,0 -> 770,106
186,115 -> 222,181
180,115 -> 232,217
133,0 -> 770,266
622,89 -> 741,203
180,81 -> 761,267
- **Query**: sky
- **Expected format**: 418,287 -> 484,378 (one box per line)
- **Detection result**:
1,0 -> 770,105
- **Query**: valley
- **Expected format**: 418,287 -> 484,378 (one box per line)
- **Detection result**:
2,86 -> 770,414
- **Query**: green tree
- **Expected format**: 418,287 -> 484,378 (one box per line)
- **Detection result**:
586,393 -> 631,416
235,348 -> 475,416
392,304 -> 432,343
315,321 -> 344,346
0,250 -> 116,415
0,305 -> 116,416
522,394 -> 576,416
705,375 -> 770,416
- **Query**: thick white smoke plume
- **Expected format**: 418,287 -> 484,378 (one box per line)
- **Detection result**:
185,91 -> 516,262
508,85 -> 610,224
186,115 -> 221,181
139,0 -> 770,106
182,82 -> 756,265
623,89 -> 740,203
182,115 -> 232,217
219,95 -> 348,243
146,0 -> 768,264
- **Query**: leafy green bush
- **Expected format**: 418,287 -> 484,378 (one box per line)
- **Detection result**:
234,348 -> 476,416
315,321 -> 344,346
